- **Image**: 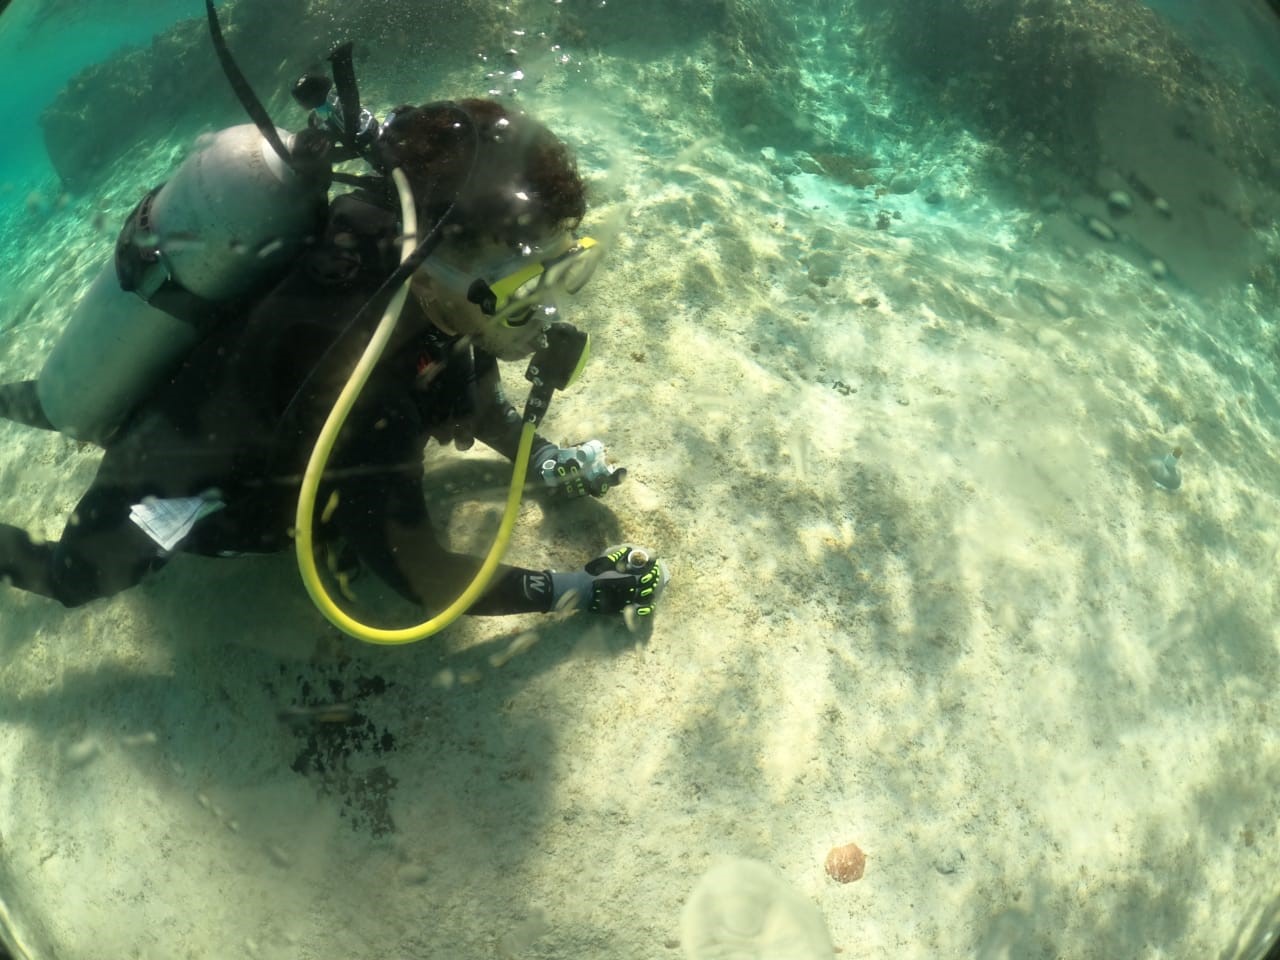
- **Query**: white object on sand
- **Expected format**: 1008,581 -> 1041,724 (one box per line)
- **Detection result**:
1150,451 -> 1182,491
680,857 -> 835,960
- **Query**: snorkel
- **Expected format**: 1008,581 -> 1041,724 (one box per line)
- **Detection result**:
204,0 -> 591,643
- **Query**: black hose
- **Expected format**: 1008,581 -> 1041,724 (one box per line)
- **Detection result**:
269,104 -> 481,462
328,42 -> 363,153
204,0 -> 297,175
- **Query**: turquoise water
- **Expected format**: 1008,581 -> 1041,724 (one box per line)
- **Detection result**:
0,0 -> 196,184
1,1 -> 1279,959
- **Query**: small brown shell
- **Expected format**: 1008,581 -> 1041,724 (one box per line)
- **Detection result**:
824,842 -> 866,883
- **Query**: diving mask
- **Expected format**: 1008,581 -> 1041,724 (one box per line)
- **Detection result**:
414,235 -> 601,356
469,236 -> 600,327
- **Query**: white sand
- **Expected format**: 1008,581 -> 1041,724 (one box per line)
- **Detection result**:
1,20 -> 1279,960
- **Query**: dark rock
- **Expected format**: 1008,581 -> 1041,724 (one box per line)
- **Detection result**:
806,251 -> 841,286
888,173 -> 918,194
813,150 -> 878,188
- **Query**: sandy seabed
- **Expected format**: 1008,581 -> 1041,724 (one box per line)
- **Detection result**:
1,30 -> 1279,960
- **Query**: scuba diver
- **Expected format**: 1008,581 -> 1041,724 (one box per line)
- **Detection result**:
0,9 -> 668,639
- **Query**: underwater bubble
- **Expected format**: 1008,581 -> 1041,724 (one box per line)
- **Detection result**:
1086,216 -> 1116,242
397,862 -> 430,884
65,737 -> 100,768
1107,189 -> 1133,215
489,632 -> 538,668
499,908 -> 549,957
265,843 -> 293,868
681,857 -> 835,960
554,587 -> 583,613
256,237 -> 285,259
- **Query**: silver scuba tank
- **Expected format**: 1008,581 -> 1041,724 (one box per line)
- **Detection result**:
36,124 -> 325,443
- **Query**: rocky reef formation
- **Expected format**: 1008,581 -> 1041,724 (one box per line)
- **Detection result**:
855,0 -> 1280,182
40,0 -> 834,191
40,0 -> 310,192
52,0 -> 1280,293
553,0 -> 831,148
852,0 -> 1280,293
38,0 -> 510,192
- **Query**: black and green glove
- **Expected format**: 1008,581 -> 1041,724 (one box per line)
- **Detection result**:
549,545 -> 669,617
534,440 -> 627,499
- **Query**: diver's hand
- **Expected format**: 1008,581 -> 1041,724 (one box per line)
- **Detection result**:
549,545 -> 670,619
534,440 -> 627,498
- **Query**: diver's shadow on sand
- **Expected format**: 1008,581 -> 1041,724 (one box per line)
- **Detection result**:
1,531 -> 646,945
422,453 -> 628,556
0,441 -> 648,945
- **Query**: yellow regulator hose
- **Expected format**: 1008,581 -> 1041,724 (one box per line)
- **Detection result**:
294,168 -> 537,644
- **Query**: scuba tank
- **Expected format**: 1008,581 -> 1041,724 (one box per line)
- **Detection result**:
36,123 -> 327,444
36,0 -> 379,447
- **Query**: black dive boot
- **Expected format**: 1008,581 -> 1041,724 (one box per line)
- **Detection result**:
0,381 -> 56,431
0,523 -> 58,600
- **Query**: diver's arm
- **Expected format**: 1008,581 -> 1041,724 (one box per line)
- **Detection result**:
331,470 -> 554,615
469,348 -> 627,497
469,349 -> 553,462
328,396 -> 554,615
329,397 -> 659,618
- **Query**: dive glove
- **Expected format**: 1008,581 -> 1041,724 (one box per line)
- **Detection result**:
549,545 -> 669,617
534,440 -> 627,498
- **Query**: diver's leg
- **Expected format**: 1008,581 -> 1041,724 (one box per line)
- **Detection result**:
0,486 -> 167,607
0,524 -> 59,599
48,485 -> 168,606
0,381 -> 56,431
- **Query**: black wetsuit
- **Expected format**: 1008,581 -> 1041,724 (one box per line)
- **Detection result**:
0,192 -> 558,613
